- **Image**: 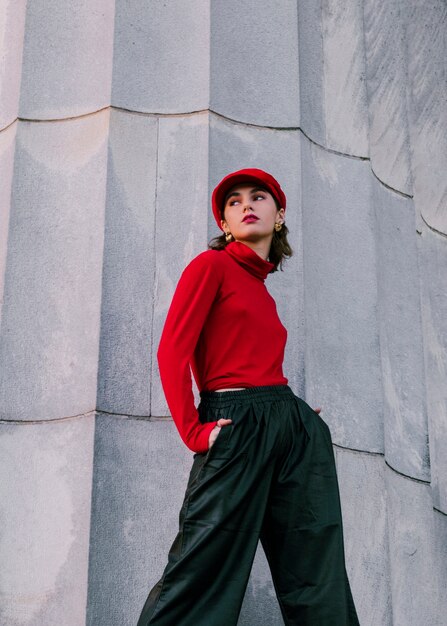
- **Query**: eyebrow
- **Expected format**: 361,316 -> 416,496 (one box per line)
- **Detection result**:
224,187 -> 267,202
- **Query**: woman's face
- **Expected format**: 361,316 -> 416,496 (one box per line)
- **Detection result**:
220,184 -> 285,245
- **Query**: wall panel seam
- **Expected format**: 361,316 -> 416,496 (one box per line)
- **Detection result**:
2,107 -> 415,203
0,410 -> 95,424
335,442 -> 438,487
420,214 -> 447,240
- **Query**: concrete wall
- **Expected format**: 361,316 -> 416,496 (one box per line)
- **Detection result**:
0,1 -> 446,624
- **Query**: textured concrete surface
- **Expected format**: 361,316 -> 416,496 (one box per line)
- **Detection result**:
210,0 -> 300,127
87,416 -> 191,626
404,1 -> 447,235
0,112 -> 109,421
18,0 -> 115,119
363,0 -> 412,194
372,179 -> 429,480
319,0 -> 369,156
96,110 -> 158,416
419,225 -> 447,514
112,0 -> 210,113
150,112 -> 211,418
1,2 -> 446,624
301,138 -> 383,452
0,122 -> 16,325
0,1 -> 26,130
0,415 -> 95,626
297,0 -> 369,156
238,545 -> 283,626
386,468 -> 447,626
335,448 -> 392,626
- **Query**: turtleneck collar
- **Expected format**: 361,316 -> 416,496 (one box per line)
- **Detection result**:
224,240 -> 275,281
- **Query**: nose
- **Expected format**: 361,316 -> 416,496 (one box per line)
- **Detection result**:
243,202 -> 253,212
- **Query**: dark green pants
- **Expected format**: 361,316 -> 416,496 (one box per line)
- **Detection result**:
137,385 -> 359,625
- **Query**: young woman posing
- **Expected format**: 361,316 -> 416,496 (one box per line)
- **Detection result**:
137,169 -> 360,626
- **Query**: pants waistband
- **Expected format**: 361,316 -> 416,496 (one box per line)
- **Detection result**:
199,384 -> 295,408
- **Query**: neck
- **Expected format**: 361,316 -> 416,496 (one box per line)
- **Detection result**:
233,238 -> 272,261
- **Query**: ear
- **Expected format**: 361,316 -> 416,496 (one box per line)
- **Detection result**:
220,219 -> 228,230
277,208 -> 285,221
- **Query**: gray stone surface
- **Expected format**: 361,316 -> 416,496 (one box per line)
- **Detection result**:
386,468 -> 447,626
297,0 -> 369,156
334,447 -> 392,626
363,0 -> 412,195
404,1 -> 447,234
0,415 -> 95,626
0,122 -> 16,326
87,415 -> 191,626
238,545 -> 282,626
296,0 -> 325,145
0,1 -> 26,130
209,114 -> 305,395
320,0 -> 369,156
418,225 -> 447,514
372,179 -> 429,480
112,0 -> 210,114
18,0 -> 114,119
300,137 -> 383,452
0,113 -> 109,420
210,0 -> 300,127
96,110 -> 158,416
150,112 -> 211,418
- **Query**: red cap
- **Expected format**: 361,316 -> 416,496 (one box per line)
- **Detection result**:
211,168 -> 287,231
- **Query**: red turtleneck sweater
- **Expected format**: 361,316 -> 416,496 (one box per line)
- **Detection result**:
157,241 -> 288,453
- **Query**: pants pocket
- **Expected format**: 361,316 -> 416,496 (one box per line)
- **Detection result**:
204,423 -> 233,462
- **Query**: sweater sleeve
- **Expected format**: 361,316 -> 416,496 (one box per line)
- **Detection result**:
157,251 -> 223,453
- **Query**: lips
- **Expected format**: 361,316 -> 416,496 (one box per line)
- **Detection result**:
242,216 -> 259,222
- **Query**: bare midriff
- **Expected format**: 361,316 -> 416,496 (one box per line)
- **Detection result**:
214,387 -> 247,392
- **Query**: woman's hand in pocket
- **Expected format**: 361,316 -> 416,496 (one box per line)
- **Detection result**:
208,418 -> 232,449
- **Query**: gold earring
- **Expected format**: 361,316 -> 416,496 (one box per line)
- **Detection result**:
274,222 -> 283,232
225,231 -> 233,242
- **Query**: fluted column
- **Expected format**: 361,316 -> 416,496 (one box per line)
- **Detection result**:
0,1 -> 446,625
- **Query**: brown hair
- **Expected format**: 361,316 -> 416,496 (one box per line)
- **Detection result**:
208,195 -> 293,273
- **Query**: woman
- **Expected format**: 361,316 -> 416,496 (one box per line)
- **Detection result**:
137,168 -> 359,625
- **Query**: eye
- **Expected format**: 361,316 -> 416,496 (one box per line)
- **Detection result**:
228,198 -> 241,206
254,194 -> 266,201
